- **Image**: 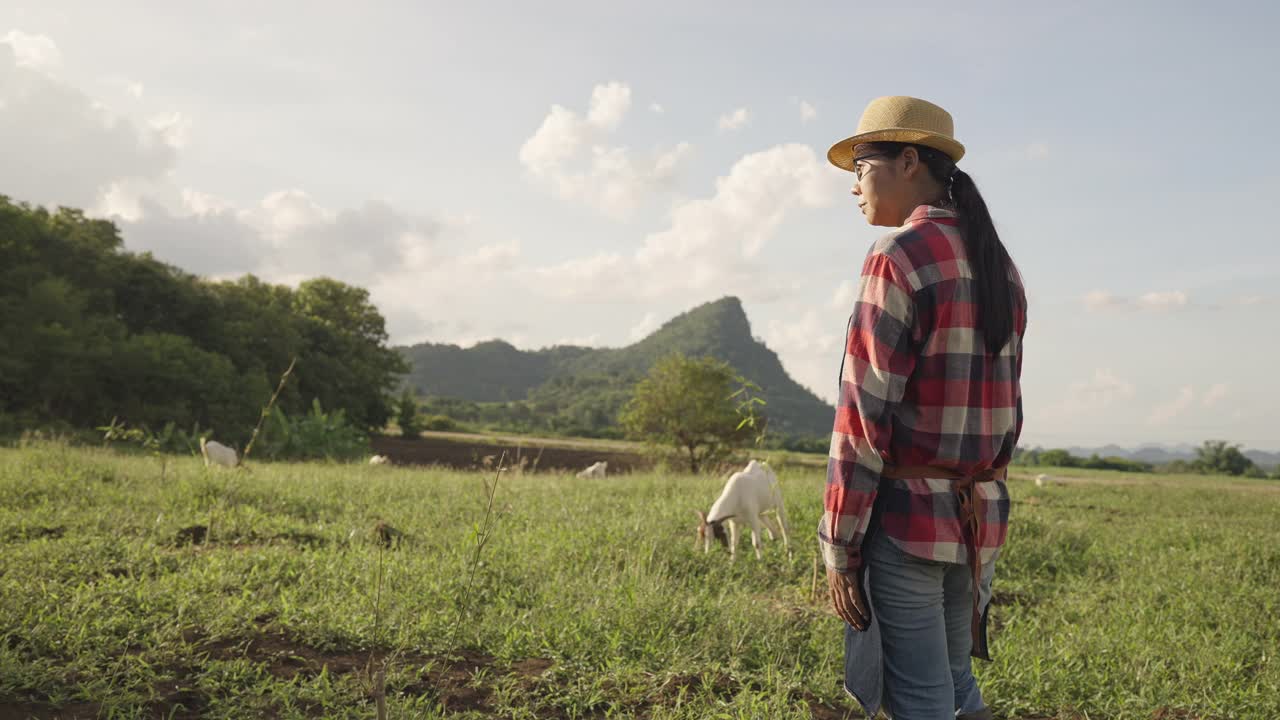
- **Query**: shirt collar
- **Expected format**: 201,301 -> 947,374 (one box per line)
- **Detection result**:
904,204 -> 957,225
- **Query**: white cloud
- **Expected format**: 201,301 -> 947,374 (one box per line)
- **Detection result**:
763,307 -> 842,400
113,187 -> 532,346
254,189 -> 331,238
119,197 -> 265,277
257,196 -> 444,283
1148,385 -> 1195,425
830,280 -> 857,310
799,100 -> 817,123
1136,291 -> 1188,310
1043,368 -> 1136,420
519,81 -> 691,219
1083,289 -> 1190,312
0,41 -> 176,209
181,187 -> 234,215
718,107 -> 750,131
1201,383 -> 1228,408
93,179 -> 155,221
629,312 -> 659,341
1071,369 -> 1136,409
556,333 -> 601,347
2,30 -> 61,72
532,143 -> 844,302
102,75 -> 145,100
460,239 -> 522,272
1083,290 -> 1123,310
148,111 -> 192,150
586,81 -> 631,129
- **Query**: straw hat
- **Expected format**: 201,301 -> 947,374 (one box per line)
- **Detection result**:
827,96 -> 965,171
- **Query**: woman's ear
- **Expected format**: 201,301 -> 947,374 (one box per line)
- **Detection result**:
900,146 -> 920,178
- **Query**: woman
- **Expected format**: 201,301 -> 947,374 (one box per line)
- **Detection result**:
819,96 -> 1027,719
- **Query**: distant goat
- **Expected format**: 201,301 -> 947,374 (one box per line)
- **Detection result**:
696,459 -> 789,560
1034,473 -> 1060,487
200,438 -> 238,468
577,461 -> 607,479
369,454 -> 389,465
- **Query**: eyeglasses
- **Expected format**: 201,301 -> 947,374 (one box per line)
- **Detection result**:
852,152 -> 891,181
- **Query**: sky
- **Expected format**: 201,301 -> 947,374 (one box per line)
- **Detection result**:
2,0 -> 1278,450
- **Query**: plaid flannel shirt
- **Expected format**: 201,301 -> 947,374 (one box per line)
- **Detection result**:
819,205 -> 1026,573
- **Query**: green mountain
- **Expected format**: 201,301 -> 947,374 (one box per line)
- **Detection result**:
398,297 -> 835,438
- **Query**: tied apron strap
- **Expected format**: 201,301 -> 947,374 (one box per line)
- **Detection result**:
879,464 -> 1005,658
955,477 -> 983,654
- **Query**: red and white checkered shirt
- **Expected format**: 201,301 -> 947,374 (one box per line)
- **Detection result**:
819,205 -> 1027,573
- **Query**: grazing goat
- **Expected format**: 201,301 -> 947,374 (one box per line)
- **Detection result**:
576,461 -> 607,479
696,459 -> 790,560
200,438 -> 238,468
1035,473 -> 1059,487
369,454 -> 389,465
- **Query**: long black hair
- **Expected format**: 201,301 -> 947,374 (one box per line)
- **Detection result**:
859,141 -> 1018,354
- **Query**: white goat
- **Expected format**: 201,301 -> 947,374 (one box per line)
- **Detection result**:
576,461 -> 607,479
696,459 -> 790,560
200,438 -> 238,468
369,454 -> 389,465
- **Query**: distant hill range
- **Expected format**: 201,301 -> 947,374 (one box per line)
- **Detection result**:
1036,443 -> 1280,470
397,297 -> 835,438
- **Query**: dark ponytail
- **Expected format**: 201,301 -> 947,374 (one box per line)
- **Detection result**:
859,142 -> 1018,354
948,167 -> 1016,354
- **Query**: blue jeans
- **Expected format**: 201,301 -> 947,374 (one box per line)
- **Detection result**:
864,530 -> 989,719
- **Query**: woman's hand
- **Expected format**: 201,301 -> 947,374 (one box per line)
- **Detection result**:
827,567 -> 870,631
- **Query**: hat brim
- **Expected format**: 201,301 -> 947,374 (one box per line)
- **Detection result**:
827,128 -> 965,171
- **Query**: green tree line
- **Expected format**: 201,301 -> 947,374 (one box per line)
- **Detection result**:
0,197 -> 406,446
413,373 -> 641,439
1015,441 -> 1277,479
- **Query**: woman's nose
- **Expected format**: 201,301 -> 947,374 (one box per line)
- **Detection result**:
851,182 -> 862,197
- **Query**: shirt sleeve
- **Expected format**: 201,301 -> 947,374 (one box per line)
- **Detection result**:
819,249 -> 918,574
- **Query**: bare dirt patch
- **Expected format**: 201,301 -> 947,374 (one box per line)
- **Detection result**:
169,525 -> 328,550
2,525 -> 66,542
371,434 -> 652,473
183,629 -> 553,714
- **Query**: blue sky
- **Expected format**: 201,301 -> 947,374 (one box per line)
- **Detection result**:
2,1 -> 1277,449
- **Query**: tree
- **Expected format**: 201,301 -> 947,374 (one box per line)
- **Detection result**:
396,390 -> 421,438
0,196 -> 408,443
620,353 -> 758,473
1192,440 -> 1256,477
293,278 -> 408,433
1038,449 -> 1078,468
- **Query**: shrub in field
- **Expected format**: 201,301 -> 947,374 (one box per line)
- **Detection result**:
1191,440 -> 1257,477
395,390 -> 421,438
421,414 -> 459,432
1079,454 -> 1152,472
1015,448 -> 1152,473
96,418 -> 206,456
620,353 -> 760,473
256,399 -> 368,461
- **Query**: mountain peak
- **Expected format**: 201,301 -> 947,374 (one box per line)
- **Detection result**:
633,296 -> 752,355
398,295 -> 835,437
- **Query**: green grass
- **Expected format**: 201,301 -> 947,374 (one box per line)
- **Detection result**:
1,443 -> 1277,719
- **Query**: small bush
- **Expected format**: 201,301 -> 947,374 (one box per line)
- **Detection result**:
256,399 -> 368,461
396,390 -> 421,438
421,415 -> 459,432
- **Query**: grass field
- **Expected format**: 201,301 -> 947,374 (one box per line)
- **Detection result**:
1,443 -> 1277,719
